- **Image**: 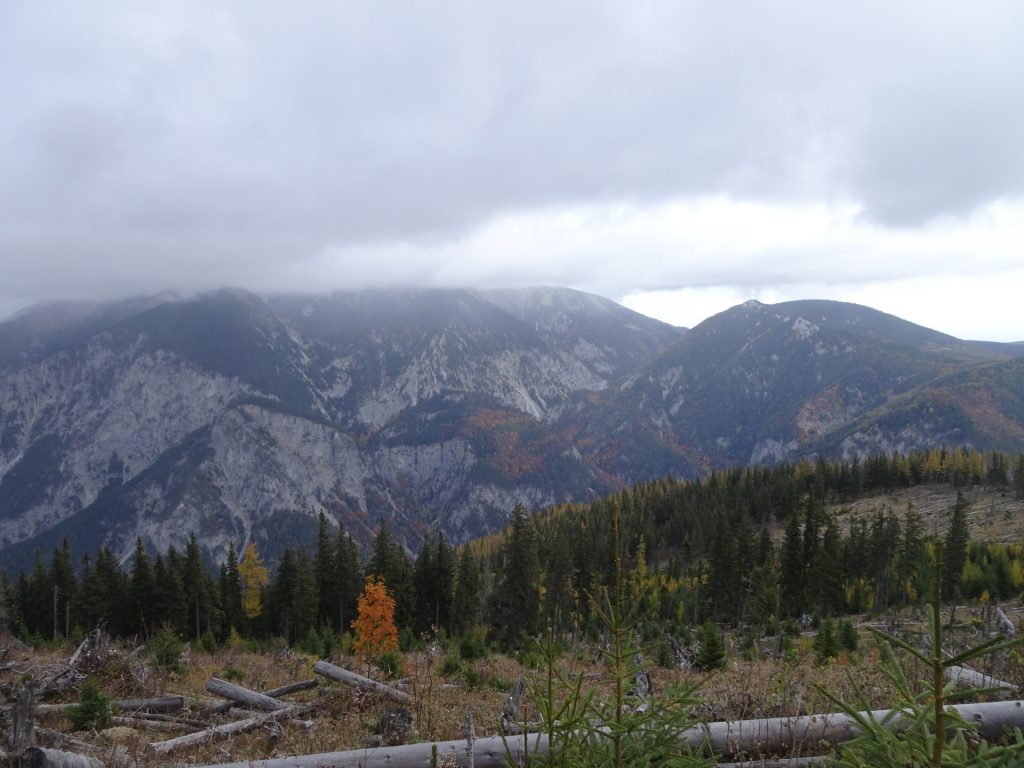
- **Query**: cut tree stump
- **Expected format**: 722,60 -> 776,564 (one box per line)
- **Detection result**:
313,660 -> 412,706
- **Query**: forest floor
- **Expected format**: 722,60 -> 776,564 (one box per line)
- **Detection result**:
4,602 -> 1022,767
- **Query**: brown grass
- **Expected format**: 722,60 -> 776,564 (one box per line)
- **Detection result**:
5,608 -> 1019,766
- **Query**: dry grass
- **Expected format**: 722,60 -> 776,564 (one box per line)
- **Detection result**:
5,610 -> 1020,766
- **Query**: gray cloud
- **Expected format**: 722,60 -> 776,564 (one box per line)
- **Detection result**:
1,1 -> 1023,314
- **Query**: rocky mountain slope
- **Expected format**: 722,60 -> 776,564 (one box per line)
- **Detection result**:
1,289 -> 1021,569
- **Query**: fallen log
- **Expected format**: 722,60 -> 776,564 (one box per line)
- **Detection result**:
189,699 -> 1024,768
206,677 -> 288,711
946,665 -> 1017,696
206,679 -> 318,715
147,705 -> 306,756
109,715 -> 195,732
313,660 -> 412,706
117,694 -> 185,712
35,695 -> 185,716
20,747 -> 102,768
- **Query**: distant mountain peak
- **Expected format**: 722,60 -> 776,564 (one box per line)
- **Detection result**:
1,288 -> 1021,571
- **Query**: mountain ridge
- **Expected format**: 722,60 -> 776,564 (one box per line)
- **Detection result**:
1,287 -> 1022,570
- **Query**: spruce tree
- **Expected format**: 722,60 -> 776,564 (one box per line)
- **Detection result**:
314,512 -> 338,630
490,505 -> 541,649
942,491 -> 970,601
451,545 -> 481,637
218,543 -> 244,635
695,621 -> 725,671
334,525 -> 361,634
129,538 -> 155,637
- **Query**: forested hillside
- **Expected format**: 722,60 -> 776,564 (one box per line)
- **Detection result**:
3,448 -> 1022,653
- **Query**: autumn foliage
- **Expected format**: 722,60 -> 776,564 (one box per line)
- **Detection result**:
239,542 -> 270,619
352,576 -> 399,660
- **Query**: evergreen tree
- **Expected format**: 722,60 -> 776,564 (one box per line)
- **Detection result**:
814,618 -> 839,664
49,539 -> 76,641
333,525 -> 362,635
780,514 -> 804,617
152,550 -> 186,633
314,512 -> 338,630
182,533 -> 207,641
218,543 -> 244,636
414,531 -> 454,634
366,524 -> 414,630
128,538 -> 155,636
490,505 -> 541,649
942,491 -> 970,601
451,545 -> 481,636
695,621 -> 726,671
899,504 -> 926,604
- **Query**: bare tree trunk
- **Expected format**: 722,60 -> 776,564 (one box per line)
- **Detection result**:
205,679 -> 318,715
946,665 -> 1017,696
187,698 -> 1024,768
205,678 -> 288,711
313,660 -> 412,706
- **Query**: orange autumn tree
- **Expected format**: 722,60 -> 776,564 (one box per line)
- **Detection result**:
352,576 -> 398,662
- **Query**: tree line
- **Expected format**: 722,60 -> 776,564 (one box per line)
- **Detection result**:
2,448 -> 1023,653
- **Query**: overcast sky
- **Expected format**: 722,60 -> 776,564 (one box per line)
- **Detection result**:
2,2 -> 1023,341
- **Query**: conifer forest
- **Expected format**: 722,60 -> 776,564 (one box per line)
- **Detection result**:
5,447 -> 1023,654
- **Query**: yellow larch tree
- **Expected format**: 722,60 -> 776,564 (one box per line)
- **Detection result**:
239,542 -> 270,619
